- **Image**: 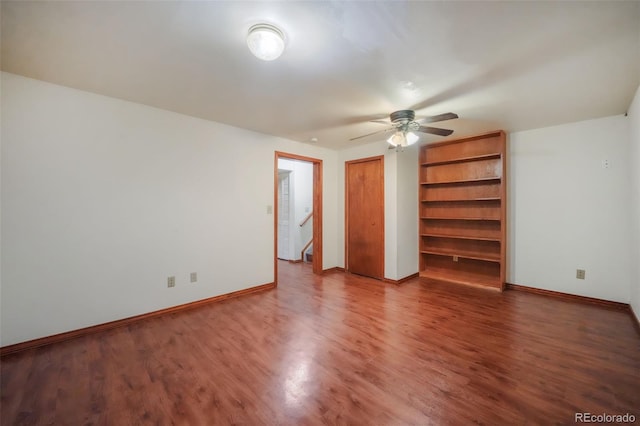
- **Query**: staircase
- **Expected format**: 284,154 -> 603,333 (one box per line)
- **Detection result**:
300,211 -> 313,264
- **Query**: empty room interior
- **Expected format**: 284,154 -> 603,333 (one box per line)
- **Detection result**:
1,1 -> 640,424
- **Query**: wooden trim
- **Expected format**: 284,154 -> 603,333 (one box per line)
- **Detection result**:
500,134 -> 507,290
323,266 -> 345,274
508,283 -> 639,337
0,282 -> 275,357
274,152 -> 323,279
274,151 -> 322,164
299,211 -> 313,227
274,153 -> 279,285
313,161 -> 323,274
301,238 -> 313,262
506,283 -> 629,310
344,160 -> 348,275
383,272 -> 419,285
630,304 -> 640,335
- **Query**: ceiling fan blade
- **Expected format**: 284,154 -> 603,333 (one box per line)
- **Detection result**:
349,127 -> 394,141
418,112 -> 459,124
370,120 -> 390,125
418,126 -> 454,137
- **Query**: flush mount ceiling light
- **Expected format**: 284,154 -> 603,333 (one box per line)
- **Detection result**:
247,23 -> 285,61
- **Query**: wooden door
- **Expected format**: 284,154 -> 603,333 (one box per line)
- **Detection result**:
346,156 -> 384,279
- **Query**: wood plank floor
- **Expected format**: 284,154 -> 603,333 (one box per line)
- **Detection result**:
2,261 -> 639,425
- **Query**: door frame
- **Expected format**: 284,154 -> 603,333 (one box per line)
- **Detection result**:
345,155 -> 385,278
274,152 -> 323,284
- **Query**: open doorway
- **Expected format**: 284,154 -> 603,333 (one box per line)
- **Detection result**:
274,152 -> 323,285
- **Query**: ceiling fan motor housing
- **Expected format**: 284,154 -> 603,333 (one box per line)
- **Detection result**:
390,110 -> 415,123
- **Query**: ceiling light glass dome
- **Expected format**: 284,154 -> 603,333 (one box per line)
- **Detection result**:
247,24 -> 285,61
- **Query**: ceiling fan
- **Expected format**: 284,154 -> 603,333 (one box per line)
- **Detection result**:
350,110 -> 458,149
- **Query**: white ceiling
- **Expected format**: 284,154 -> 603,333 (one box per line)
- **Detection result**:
2,1 -> 639,150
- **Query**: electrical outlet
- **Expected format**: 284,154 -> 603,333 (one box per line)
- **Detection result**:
576,269 -> 586,280
190,272 -> 197,283
168,276 -> 176,288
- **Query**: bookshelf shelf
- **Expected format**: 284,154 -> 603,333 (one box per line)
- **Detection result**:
419,131 -> 507,291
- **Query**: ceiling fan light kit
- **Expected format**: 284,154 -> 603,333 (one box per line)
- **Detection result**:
350,109 -> 459,148
387,131 -> 418,147
247,23 -> 285,61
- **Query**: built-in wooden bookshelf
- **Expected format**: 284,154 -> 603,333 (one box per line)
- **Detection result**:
419,131 -> 507,291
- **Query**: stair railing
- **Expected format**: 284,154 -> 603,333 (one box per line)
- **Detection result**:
299,212 -> 313,262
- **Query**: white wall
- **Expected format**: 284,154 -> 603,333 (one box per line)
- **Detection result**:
337,142 -> 419,281
0,72 -> 338,346
508,115 -> 632,303
3,71 -> 636,347
628,85 -> 640,317
396,147 -> 419,279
